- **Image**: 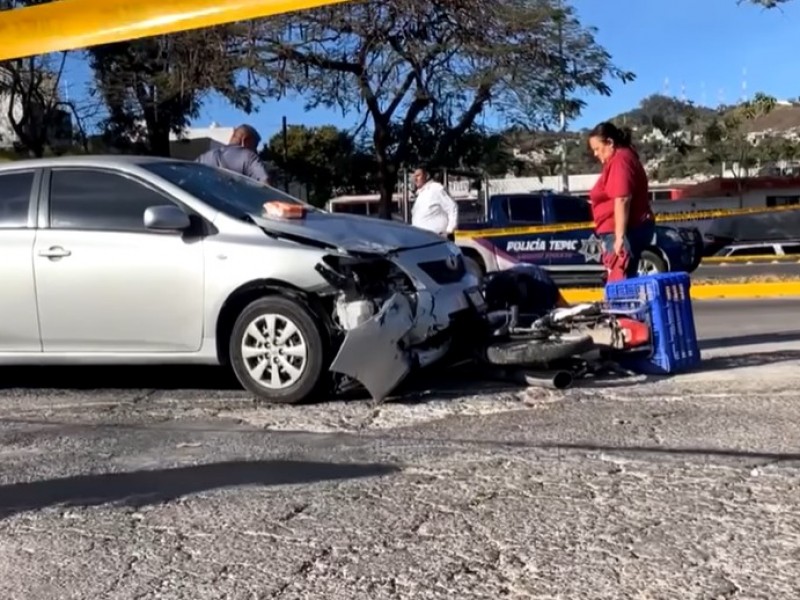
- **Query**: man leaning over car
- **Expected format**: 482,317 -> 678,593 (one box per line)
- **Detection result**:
196,124 -> 270,184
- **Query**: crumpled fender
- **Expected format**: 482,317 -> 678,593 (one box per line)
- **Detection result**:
329,293 -> 416,401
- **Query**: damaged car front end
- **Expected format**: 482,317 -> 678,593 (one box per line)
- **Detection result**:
313,243 -> 484,400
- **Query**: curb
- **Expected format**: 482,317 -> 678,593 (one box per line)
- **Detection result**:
561,280 -> 800,303
702,256 -> 800,264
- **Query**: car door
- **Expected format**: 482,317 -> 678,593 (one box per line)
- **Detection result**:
546,195 -> 603,273
0,169 -> 42,352
33,167 -> 205,353
500,194 -> 553,267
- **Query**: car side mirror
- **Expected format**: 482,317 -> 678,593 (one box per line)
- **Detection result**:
143,205 -> 191,231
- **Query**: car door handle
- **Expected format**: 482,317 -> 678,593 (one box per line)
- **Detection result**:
38,246 -> 72,258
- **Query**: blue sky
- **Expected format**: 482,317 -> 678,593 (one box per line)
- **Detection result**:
63,0 -> 800,143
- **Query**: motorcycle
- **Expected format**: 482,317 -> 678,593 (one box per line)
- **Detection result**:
473,269 -> 652,388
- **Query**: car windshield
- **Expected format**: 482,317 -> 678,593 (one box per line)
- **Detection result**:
142,161 -> 316,219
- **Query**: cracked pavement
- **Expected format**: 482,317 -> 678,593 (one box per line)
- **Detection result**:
1,300 -> 799,599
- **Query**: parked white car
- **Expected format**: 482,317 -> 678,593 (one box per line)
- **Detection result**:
713,240 -> 800,258
0,156 -> 483,403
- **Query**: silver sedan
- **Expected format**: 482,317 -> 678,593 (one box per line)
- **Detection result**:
0,156 -> 483,403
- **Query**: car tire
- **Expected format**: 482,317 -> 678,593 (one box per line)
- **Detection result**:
229,296 -> 326,404
638,250 -> 668,276
483,333 -> 594,367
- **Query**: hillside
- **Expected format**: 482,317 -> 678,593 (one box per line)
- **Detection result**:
503,94 -> 800,181
612,94 -> 718,131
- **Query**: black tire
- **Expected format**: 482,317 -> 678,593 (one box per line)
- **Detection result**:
229,296 -> 326,404
638,249 -> 668,276
464,255 -> 484,280
483,333 -> 594,367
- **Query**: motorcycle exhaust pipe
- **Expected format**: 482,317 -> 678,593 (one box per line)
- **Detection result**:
517,369 -> 574,390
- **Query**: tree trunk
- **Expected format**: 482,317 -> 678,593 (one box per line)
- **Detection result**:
377,165 -> 398,220
373,122 -> 396,220
29,140 -> 45,158
146,126 -> 171,157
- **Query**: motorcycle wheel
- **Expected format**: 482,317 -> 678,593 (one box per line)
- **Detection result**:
483,333 -> 595,368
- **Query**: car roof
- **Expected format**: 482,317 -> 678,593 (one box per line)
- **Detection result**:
0,154 -> 187,172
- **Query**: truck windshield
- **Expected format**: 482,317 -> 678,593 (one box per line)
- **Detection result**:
143,161 -> 314,219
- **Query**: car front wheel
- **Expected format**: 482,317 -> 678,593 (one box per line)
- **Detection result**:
638,250 -> 668,276
229,296 -> 326,404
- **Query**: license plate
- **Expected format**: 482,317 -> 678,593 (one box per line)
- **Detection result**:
465,287 -> 486,311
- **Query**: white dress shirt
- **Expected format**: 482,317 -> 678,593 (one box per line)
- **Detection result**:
411,180 -> 459,235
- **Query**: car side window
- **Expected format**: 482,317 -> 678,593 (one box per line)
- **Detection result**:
550,195 -> 593,223
729,246 -> 776,257
0,171 -> 35,228
49,169 -> 175,232
507,195 -> 544,224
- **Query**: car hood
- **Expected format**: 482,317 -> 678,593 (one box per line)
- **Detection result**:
250,211 -> 445,254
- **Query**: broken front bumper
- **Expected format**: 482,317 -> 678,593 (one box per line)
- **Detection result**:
329,285 -> 487,401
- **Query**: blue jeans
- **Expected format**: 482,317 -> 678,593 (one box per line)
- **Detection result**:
601,219 -> 656,279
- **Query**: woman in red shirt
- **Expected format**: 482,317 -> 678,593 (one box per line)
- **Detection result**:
588,122 -> 655,281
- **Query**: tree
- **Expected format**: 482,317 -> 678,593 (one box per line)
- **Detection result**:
0,1 -> 82,156
265,124 -> 377,206
0,52 -> 65,157
743,0 -> 789,6
88,28 -> 258,156
250,0 -> 633,217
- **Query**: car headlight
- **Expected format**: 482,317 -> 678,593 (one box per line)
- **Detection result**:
663,228 -> 682,242
318,254 -> 415,295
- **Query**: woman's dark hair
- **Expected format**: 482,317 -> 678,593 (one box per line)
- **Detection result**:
588,121 -> 633,148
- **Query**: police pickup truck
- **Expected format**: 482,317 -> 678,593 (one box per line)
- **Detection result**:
455,192 -> 704,287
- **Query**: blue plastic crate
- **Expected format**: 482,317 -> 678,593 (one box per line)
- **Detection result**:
604,272 -> 701,375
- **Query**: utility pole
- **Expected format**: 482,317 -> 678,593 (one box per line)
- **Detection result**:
556,2 -> 569,193
281,115 -> 289,192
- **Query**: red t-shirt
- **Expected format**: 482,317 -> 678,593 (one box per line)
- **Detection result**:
589,147 -> 653,234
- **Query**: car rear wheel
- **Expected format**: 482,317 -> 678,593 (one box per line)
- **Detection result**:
229,296 -> 326,404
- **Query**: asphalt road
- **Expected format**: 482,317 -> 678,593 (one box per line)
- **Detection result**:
1,300 -> 799,599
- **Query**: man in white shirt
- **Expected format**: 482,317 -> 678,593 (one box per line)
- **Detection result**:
411,167 -> 459,238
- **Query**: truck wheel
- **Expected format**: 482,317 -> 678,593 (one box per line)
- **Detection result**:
464,256 -> 484,279
638,250 -> 668,276
229,296 -> 326,404
483,333 -> 594,367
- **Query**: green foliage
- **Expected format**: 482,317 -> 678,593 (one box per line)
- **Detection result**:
264,125 -> 377,206
743,0 -> 789,6
87,28 -> 258,156
249,0 -> 632,216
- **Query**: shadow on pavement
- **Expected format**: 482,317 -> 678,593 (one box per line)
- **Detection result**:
0,362 -> 503,402
0,365 -> 241,392
578,349 -> 800,388
392,434 -> 800,466
0,459 -> 399,520
535,442 -> 800,463
700,330 -> 800,351
696,349 -> 800,373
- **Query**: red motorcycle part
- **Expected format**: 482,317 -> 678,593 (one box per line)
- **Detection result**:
617,317 -> 650,348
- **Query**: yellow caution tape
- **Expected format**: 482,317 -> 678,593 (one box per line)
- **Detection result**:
0,0 -> 353,61
455,204 -> 800,239
561,280 -> 800,303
